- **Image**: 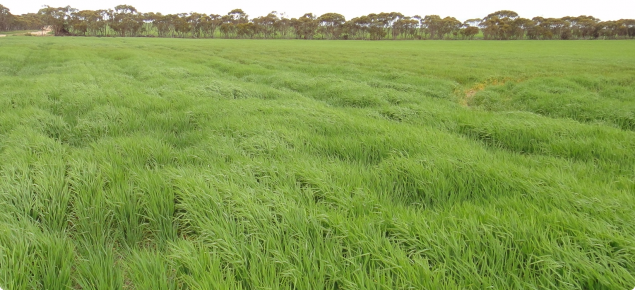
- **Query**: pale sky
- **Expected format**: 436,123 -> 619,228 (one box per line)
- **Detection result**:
3,0 -> 633,21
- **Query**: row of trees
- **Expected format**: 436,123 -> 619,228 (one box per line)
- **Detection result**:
1,4 -> 634,40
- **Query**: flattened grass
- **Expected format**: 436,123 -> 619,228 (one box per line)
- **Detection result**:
0,37 -> 634,289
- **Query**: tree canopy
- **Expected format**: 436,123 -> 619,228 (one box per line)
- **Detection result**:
1,4 -> 633,40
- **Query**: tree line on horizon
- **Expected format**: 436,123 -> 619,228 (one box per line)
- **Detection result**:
1,4 -> 634,40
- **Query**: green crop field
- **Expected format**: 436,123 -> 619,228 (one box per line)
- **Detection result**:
0,37 -> 634,289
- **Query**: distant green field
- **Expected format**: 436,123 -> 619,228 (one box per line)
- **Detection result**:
0,30 -> 36,36
0,37 -> 634,289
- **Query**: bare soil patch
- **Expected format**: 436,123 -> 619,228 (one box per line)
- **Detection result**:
460,77 -> 524,107
31,26 -> 53,36
461,84 -> 486,107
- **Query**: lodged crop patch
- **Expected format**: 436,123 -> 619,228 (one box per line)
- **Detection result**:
0,37 -> 634,289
